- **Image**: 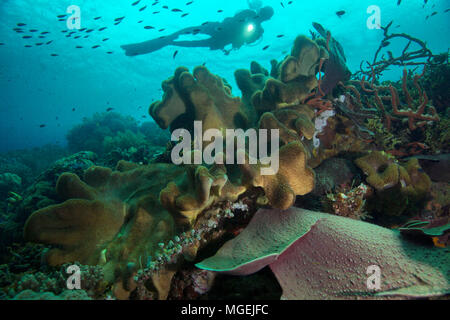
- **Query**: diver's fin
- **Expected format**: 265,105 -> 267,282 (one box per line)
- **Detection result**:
121,35 -> 175,56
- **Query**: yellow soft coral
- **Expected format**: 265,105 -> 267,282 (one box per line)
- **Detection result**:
239,141 -> 315,210
151,66 -> 248,134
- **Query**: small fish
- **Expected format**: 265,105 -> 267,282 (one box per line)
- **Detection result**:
276,34 -> 284,38
132,0 -> 141,6
445,9 -> 450,13
24,45 -> 32,48
98,27 -> 107,31
94,16 -> 102,20
74,36 -> 81,39
186,1 -> 193,5
22,35 -> 32,39
115,17 -> 125,21
72,108 -> 76,111
158,28 -> 165,32
431,11 -> 437,16
75,45 -> 83,48
173,50 -> 178,59
280,2 -> 284,8
84,35 -> 89,38
50,53 -> 59,56
58,18 -> 66,22
79,28 -> 87,32
0,43 -> 4,46
262,45 -> 270,50
138,20 -> 143,23
102,38 -> 109,41
29,29 -> 38,32
217,10 -> 223,13
86,29 -> 94,33
17,23 -> 26,26
163,6 -> 169,9
153,11 -> 160,14
202,22 -> 209,26
38,35 -> 46,39
139,6 -> 147,11
397,0 -> 401,5
57,14 -> 67,18
336,10 -> 346,17
41,31 -> 50,34
92,45 -> 100,49
39,124 -> 46,128
35,42 -> 43,46
144,26 -> 154,29
46,40 -> 53,45
106,51 -> 113,54
106,107 -> 114,112
172,8 -> 182,12
181,13 -> 189,17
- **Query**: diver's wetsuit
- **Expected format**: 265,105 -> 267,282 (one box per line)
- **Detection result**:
121,6 -> 274,56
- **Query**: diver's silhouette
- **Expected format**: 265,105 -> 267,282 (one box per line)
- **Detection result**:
121,6 -> 274,56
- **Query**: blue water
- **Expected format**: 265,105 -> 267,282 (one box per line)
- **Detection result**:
0,0 -> 448,152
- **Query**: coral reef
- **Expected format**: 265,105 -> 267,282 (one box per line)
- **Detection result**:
3,28 -> 447,302
324,183 -> 370,220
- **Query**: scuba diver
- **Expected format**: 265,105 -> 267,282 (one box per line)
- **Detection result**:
121,6 -> 274,56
